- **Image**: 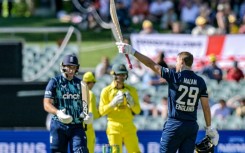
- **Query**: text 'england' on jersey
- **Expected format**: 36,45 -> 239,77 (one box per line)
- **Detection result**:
44,75 -> 83,124
161,68 -> 208,121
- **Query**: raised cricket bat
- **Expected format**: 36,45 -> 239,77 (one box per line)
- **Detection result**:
110,0 -> 133,69
80,81 -> 89,124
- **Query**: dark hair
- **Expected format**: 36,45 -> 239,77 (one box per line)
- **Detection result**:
219,99 -> 226,104
178,51 -> 193,67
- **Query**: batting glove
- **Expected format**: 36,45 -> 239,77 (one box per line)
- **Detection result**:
116,42 -> 136,55
84,112 -> 93,124
125,92 -> 134,107
109,91 -> 124,107
56,109 -> 73,124
205,126 -> 219,146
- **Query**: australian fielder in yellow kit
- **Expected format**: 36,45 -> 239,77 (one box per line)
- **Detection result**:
82,72 -> 101,153
99,63 -> 141,153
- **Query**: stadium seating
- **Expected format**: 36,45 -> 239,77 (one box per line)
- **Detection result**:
222,115 -> 243,130
144,116 -> 164,130
22,44 -> 79,82
133,115 -> 147,130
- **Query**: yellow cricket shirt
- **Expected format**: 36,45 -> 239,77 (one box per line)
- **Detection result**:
99,81 -> 141,123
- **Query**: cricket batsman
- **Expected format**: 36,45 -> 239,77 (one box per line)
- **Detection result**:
99,63 -> 141,153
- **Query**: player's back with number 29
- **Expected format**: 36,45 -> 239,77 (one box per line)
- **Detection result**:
115,43 -> 219,153
159,53 -> 209,153
163,68 -> 208,121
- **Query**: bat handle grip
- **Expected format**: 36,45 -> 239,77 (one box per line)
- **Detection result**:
125,54 -> 133,69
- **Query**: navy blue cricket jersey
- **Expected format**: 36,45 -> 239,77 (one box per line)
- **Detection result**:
161,68 -> 208,121
44,75 -> 83,124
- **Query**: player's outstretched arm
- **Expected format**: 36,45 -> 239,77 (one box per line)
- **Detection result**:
116,42 -> 162,75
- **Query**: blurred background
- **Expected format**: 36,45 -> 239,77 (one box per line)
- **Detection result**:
0,0 -> 245,152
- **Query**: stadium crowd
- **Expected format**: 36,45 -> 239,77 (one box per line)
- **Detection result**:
17,0 -> 244,34
3,0 -> 245,35
74,0 -> 245,35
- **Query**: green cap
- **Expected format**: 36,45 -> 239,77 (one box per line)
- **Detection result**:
111,64 -> 128,75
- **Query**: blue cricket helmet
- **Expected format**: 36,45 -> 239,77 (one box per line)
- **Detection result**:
62,54 -> 79,66
61,54 -> 80,73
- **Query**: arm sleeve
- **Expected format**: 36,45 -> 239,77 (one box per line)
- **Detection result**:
44,78 -> 56,99
161,67 -> 174,83
99,88 -> 114,116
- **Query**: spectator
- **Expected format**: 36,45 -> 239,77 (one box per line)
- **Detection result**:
171,21 -> 184,33
201,55 -> 223,83
140,19 -> 158,34
115,0 -> 131,31
142,69 -> 167,90
216,3 -> 235,34
227,95 -> 244,114
199,2 -> 211,20
180,0 -> 200,33
95,56 -> 112,78
148,0 -> 174,23
211,99 -> 231,120
226,61 -> 244,82
99,0 -> 110,22
160,7 -> 177,30
156,96 -> 168,119
191,16 -> 217,35
239,16 -> 245,34
130,0 -> 149,24
228,14 -> 239,34
239,0 -> 245,21
235,98 -> 245,118
87,13 -> 100,31
140,94 -> 157,117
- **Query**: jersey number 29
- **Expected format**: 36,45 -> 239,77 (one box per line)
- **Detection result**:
176,85 -> 199,106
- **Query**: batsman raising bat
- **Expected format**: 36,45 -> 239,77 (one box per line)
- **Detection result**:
82,72 -> 101,153
99,63 -> 141,153
110,0 -> 133,69
43,54 -> 92,153
115,43 -> 219,153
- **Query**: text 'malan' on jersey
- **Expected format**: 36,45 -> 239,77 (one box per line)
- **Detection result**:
44,75 -> 83,124
161,68 -> 208,121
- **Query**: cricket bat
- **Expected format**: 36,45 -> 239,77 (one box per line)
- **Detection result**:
110,0 -> 133,69
80,81 -> 89,130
